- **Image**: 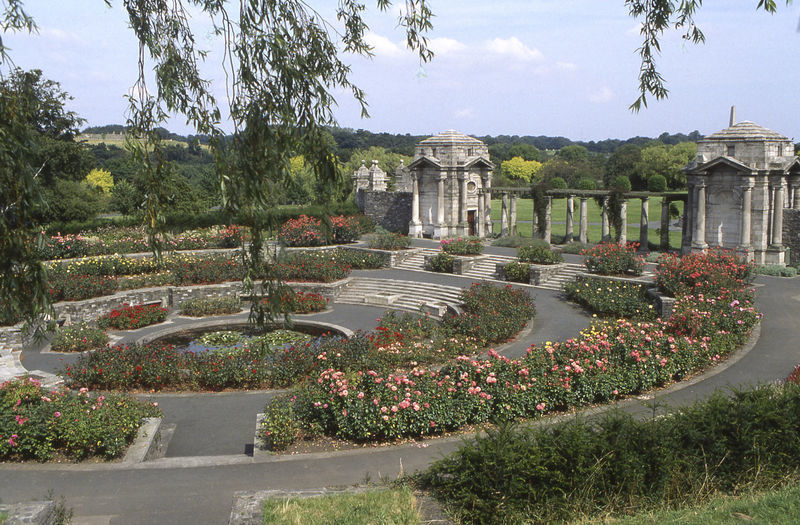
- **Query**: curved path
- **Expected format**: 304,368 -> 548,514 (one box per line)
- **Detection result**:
2,241 -> 799,524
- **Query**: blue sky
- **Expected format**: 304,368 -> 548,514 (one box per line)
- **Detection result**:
4,1 -> 800,142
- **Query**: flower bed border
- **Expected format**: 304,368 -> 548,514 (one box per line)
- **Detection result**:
496,261 -> 569,285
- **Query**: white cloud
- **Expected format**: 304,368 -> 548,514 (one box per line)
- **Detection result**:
454,107 -> 474,119
556,61 -> 577,71
40,27 -> 85,45
364,32 -> 403,58
429,37 -> 467,56
485,36 -> 543,61
589,87 -> 614,103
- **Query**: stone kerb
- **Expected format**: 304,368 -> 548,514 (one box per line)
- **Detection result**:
338,244 -> 421,268
646,288 -> 678,321
495,261 -> 568,285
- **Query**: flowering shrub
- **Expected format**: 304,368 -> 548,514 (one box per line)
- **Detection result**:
368,231 -> 411,250
277,215 -> 325,247
564,276 -> 656,320
441,237 -> 483,255
327,248 -> 384,269
428,253 -> 454,273
272,253 -> 350,282
274,291 -> 329,313
180,296 -> 242,317
330,215 -> 363,243
50,323 -> 109,352
0,377 -> 160,461
97,303 -> 169,330
582,242 -> 645,276
258,395 -> 301,451
446,283 -> 535,346
503,261 -> 530,283
36,233 -> 93,259
47,273 -> 118,302
166,253 -> 245,285
212,225 -> 243,248
48,255 -> 161,277
656,248 -> 755,297
517,245 -> 563,264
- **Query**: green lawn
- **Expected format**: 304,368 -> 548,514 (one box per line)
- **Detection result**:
262,488 -> 421,525
590,482 -> 800,525
491,196 -> 684,248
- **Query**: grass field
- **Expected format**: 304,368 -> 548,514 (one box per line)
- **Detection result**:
261,488 -> 420,525
491,196 -> 685,248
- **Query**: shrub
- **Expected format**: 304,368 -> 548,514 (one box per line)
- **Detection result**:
35,233 -> 93,260
575,178 -> 596,190
503,261 -> 530,283
445,283 -> 534,346
427,252 -> 454,273
517,244 -> 563,264
97,303 -> 169,330
0,377 -> 160,461
213,225 -> 243,248
50,323 -> 109,352
441,237 -> 483,255
417,383 -> 800,524
329,215 -> 363,243
564,276 -> 656,320
367,231 -> 411,250
582,242 -> 645,276
329,248 -> 384,269
165,253 -> 245,285
755,264 -> 797,277
656,248 -> 755,296
273,252 -> 351,282
180,296 -> 242,317
268,291 -> 329,313
277,215 -> 325,247
611,175 -> 632,192
560,241 -> 591,254
258,395 -> 302,451
550,177 -> 567,190
648,174 -> 667,192
47,273 -> 118,302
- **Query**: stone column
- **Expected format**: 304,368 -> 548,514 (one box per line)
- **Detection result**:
484,179 -> 492,236
601,196 -> 610,242
532,197 -> 538,238
409,173 -> 422,238
578,197 -> 588,244
619,199 -> 628,245
565,194 -> 574,243
477,190 -> 485,238
692,181 -> 708,251
434,172 -> 447,238
501,192 -> 509,236
543,196 -> 552,244
660,197 -> 670,251
458,174 -> 468,235
682,184 -> 694,254
738,182 -> 753,255
510,194 -> 518,236
639,197 -> 649,250
772,182 -> 784,246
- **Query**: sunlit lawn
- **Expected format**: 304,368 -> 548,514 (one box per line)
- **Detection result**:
491,196 -> 684,248
261,488 -> 420,525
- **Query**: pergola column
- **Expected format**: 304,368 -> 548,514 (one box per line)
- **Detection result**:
601,196 -> 610,242
619,199 -> 628,245
501,192 -> 510,236
578,197 -> 588,244
477,190 -> 485,237
639,196 -> 649,250
738,182 -> 753,256
660,197 -> 670,251
692,181 -> 708,252
565,194 -> 574,243
510,194 -> 518,236
771,181 -> 784,246
408,173 -> 422,238
543,196 -> 552,244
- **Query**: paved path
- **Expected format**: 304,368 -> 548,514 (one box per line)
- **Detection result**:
1,242 -> 799,524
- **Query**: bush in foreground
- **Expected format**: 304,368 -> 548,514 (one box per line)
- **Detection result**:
180,296 -> 242,317
441,236 -> 483,255
417,383 -> 800,524
97,303 -> 169,330
0,377 -> 160,461
564,275 -> 656,320
582,242 -> 645,276
517,244 -> 563,264
50,323 -> 109,352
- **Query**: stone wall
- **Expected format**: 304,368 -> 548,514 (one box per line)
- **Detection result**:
356,189 -> 412,233
783,209 -> 800,266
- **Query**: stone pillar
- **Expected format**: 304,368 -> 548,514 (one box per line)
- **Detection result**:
477,190 -> 485,237
601,196 -> 610,242
619,199 -> 628,245
738,182 -> 753,256
639,197 -> 649,250
565,194 -> 574,243
692,181 -> 708,252
484,180 -> 492,236
532,197 -> 538,238
682,184 -> 694,254
660,197 -> 670,251
458,174 -> 468,235
772,182 -> 784,246
510,194 -> 518,236
501,192 -> 509,236
543,196 -> 552,245
409,173 -> 422,238
434,172 -> 447,238
578,197 -> 588,244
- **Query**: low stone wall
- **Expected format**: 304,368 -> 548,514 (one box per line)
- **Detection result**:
495,261 -> 567,286
646,288 -> 677,320
424,254 -> 482,275
340,245 -> 420,268
356,189 -> 412,233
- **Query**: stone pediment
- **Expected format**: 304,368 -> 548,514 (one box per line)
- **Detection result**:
464,156 -> 494,170
782,157 -> 800,174
408,156 -> 442,170
686,155 -> 755,175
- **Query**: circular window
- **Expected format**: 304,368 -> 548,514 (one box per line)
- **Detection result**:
467,181 -> 477,192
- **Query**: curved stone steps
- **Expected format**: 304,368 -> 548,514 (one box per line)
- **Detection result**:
335,277 -> 464,316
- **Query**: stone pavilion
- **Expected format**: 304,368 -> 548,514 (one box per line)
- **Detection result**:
406,130 -> 494,238
683,109 -> 800,265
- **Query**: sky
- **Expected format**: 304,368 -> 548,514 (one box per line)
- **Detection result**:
4,0 -> 800,142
